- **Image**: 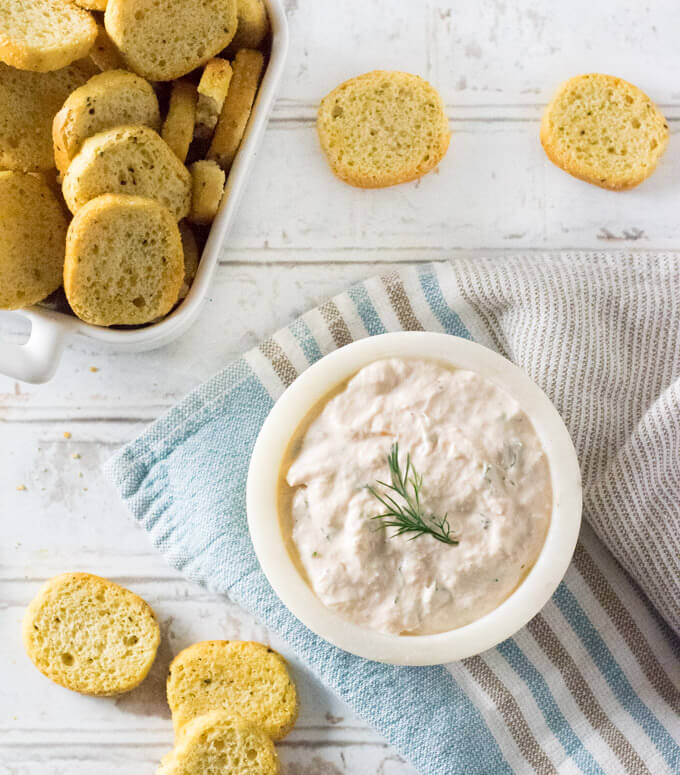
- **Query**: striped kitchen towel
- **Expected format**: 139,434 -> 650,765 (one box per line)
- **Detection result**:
105,254 -> 680,775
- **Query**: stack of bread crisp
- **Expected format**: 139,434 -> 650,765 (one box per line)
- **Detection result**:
0,0 -> 268,325
24,572 -> 298,774
161,640 -> 298,774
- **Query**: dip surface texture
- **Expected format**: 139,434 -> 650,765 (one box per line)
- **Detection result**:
282,358 -> 552,635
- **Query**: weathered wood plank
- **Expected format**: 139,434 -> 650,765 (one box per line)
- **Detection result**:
227,121 -> 680,253
281,0 -> 680,107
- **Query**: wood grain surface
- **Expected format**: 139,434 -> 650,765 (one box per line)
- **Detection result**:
2,1 -> 679,772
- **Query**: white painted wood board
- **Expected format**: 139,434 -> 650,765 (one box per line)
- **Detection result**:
3,1 -> 680,772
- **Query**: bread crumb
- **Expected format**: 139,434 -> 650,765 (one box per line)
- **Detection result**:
16,484 -> 27,491
89,366 -> 99,373
63,431 -> 71,439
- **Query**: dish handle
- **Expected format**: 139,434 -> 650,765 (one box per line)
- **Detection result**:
0,309 -> 73,384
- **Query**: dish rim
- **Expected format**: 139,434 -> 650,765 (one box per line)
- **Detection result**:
247,332 -> 583,665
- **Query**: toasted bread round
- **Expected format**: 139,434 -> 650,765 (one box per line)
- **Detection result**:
62,125 -> 191,220
105,0 -> 238,82
207,49 -> 264,170
0,60 -> 95,171
53,70 -> 160,176
228,0 -> 269,52
74,0 -> 108,10
196,58 -> 233,140
0,172 -> 68,310
23,572 -> 160,695
162,80 -> 197,163
178,222 -> 200,300
167,641 -> 298,740
156,711 -> 279,775
64,194 -> 184,325
540,73 -> 669,191
0,0 -> 97,73
188,160 -> 225,224
89,21 -> 126,72
317,71 -> 450,188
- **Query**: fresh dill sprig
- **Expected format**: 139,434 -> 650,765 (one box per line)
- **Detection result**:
366,442 -> 459,546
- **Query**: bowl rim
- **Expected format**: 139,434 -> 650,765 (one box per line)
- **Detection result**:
247,332 -> 582,665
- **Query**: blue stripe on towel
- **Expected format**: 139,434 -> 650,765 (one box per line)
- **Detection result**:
347,283 -> 388,336
418,266 -> 472,339
290,317 -> 324,364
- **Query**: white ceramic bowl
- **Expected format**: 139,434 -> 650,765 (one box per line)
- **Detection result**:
247,332 -> 582,665
0,0 -> 288,384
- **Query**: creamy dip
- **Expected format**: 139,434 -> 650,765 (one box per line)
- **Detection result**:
279,358 -> 552,635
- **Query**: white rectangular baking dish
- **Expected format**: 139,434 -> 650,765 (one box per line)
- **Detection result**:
0,0 -> 288,384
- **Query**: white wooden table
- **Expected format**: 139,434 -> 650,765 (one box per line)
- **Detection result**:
2,1 -> 680,772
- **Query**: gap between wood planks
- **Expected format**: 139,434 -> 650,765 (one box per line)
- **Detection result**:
269,102 -> 680,123
216,248 -> 680,265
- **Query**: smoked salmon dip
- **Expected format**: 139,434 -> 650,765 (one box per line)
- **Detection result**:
279,358 -> 552,635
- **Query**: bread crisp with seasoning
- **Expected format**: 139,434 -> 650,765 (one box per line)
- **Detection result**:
196,58 -> 233,139
188,160 -> 225,224
207,49 -> 264,170
0,60 -> 96,171
162,80 -> 198,163
53,70 -> 160,176
23,572 -> 160,695
62,124 -> 192,220
64,194 -> 184,326
228,0 -> 269,52
0,0 -> 97,72
540,73 -> 669,190
89,21 -> 126,72
156,711 -> 279,775
178,222 -> 200,300
105,0 -> 238,81
166,640 -> 298,740
317,70 -> 450,188
0,171 -> 68,310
